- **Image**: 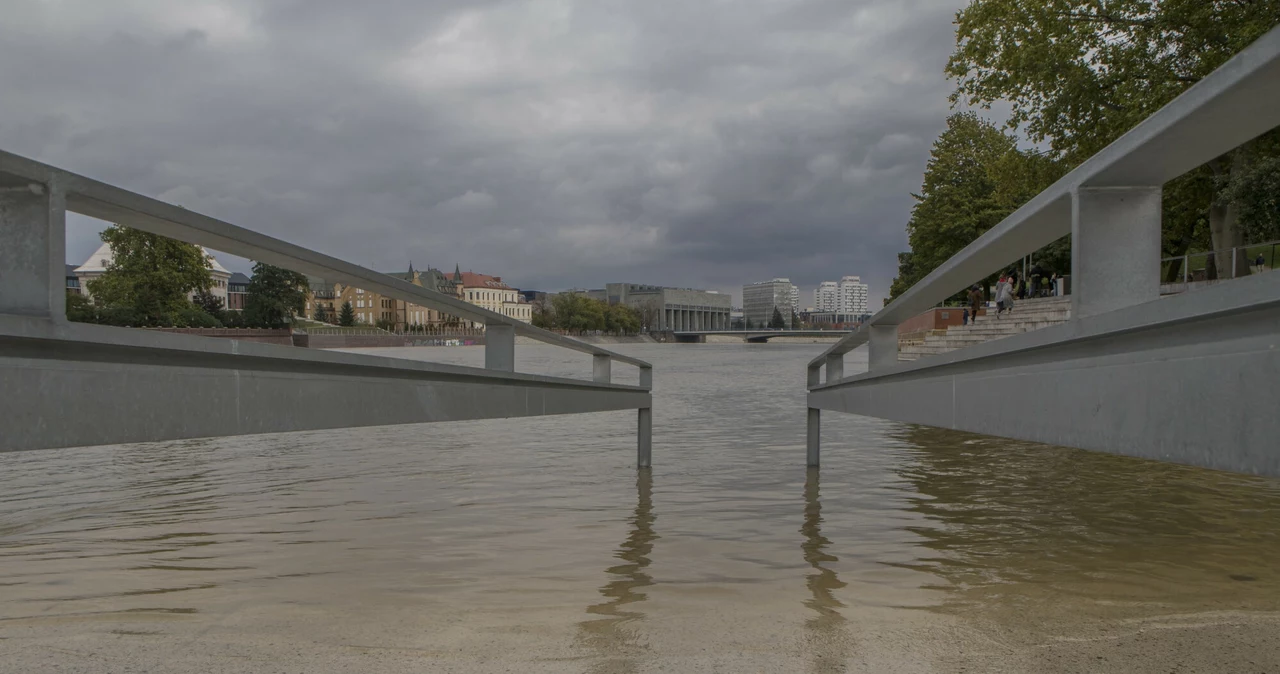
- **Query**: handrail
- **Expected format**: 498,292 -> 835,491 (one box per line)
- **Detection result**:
0,149 -> 651,381
809,24 -> 1280,372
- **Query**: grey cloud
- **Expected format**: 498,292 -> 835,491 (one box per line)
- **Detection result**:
2,0 -> 967,306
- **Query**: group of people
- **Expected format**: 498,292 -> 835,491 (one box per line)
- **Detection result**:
962,265 -> 1061,325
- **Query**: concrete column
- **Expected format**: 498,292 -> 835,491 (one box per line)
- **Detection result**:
825,353 -> 843,383
637,407 -> 652,468
485,323 -> 515,371
868,325 -> 898,371
639,365 -> 653,389
0,179 -> 66,319
664,309 -> 671,331
807,408 -> 820,467
593,354 -> 610,383
1071,186 -> 1162,319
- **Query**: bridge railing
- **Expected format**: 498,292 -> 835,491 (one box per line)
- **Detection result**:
807,24 -> 1280,392
0,149 -> 652,390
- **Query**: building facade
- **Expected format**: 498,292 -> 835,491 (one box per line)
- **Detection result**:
456,268 -> 531,325
308,265 -> 467,329
227,272 -> 250,311
742,278 -> 799,326
814,276 -> 869,316
585,283 -> 732,332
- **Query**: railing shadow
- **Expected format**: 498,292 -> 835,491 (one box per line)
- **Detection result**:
801,467 -> 852,673
576,468 -> 658,673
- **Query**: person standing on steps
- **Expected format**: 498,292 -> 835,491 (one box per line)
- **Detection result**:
967,285 -> 984,326
996,275 -> 1015,318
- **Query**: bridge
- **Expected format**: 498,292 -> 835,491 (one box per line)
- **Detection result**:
0,151 -> 654,465
671,329 -> 851,343
806,26 -> 1280,477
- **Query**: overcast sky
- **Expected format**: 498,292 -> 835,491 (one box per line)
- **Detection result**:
2,0 -> 970,307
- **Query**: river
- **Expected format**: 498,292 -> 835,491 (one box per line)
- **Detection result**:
2,343 -> 1279,672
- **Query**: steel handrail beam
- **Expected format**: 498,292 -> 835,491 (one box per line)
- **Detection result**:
809,24 -> 1280,370
0,149 -> 651,374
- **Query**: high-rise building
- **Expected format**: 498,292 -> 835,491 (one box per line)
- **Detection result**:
813,275 -> 869,316
814,281 -> 839,312
743,278 -> 798,326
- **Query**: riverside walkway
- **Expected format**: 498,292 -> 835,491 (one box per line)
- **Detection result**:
806,25 -> 1280,477
0,151 -> 653,465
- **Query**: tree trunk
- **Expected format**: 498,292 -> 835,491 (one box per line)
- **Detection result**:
1209,146 -> 1254,279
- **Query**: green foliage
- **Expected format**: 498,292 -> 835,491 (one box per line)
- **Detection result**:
539,292 -> 642,333
769,307 -> 785,329
338,301 -> 356,327
313,305 -> 330,323
193,287 -> 225,322
244,262 -> 308,328
375,317 -> 397,332
889,113 -> 1068,302
65,292 -> 95,323
946,0 -> 1280,260
1223,156 -> 1280,243
85,225 -> 214,326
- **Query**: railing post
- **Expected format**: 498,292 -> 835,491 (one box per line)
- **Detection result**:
593,354 -> 611,383
639,365 -> 653,389
1071,186 -> 1162,319
0,178 -> 65,319
807,407 -> 820,467
807,363 -> 822,389
1232,246 -> 1238,279
637,407 -> 652,468
825,353 -> 843,383
868,325 -> 898,371
1183,254 -> 1189,284
484,322 -> 515,371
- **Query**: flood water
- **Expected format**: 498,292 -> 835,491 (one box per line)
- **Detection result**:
2,343 -> 1279,673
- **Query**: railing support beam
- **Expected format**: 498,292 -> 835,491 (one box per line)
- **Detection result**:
825,353 -> 843,384
593,354 -> 611,383
807,407 -> 820,467
637,407 -> 652,468
1071,186 -> 1162,319
484,322 -> 515,371
868,325 -> 898,371
0,179 -> 65,319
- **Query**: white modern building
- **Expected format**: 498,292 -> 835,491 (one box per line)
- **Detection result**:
74,241 -> 232,304
743,278 -> 799,326
814,276 -> 869,316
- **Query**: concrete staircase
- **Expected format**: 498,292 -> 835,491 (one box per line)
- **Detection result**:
898,296 -> 1071,362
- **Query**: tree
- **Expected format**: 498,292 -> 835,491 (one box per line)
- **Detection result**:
65,291 -> 95,323
889,113 -> 1043,302
635,300 -> 662,332
550,292 -> 606,332
790,311 -> 800,330
946,0 -> 1280,276
604,303 -> 642,334
744,318 -> 754,330
313,305 -> 330,323
85,225 -> 214,326
769,307 -> 786,329
193,287 -> 225,322
338,301 -> 356,327
244,262 -> 309,327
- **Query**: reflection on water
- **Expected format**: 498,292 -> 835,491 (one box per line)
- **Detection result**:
578,469 -> 657,673
801,467 -> 851,674
2,344 -> 1279,671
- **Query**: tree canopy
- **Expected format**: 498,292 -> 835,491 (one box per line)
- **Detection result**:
535,292 -> 643,333
338,301 -> 356,326
244,262 -> 309,328
85,225 -> 214,326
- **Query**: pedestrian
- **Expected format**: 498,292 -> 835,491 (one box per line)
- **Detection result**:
967,284 -> 983,325
1257,253 -> 1266,273
1049,272 -> 1059,296
1030,263 -> 1044,298
962,306 -> 970,326
996,275 -> 1014,317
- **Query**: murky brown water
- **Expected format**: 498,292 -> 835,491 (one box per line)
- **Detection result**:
2,344 -> 1279,672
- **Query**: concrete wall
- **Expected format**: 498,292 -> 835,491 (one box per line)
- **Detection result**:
148,327 -> 294,346
809,273 -> 1280,476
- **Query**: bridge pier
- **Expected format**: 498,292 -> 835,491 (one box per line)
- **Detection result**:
638,407 -> 652,468
0,179 -> 65,319
806,407 -> 820,467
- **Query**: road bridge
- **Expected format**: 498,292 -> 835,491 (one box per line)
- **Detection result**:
671,330 -> 851,343
0,151 -> 654,465
806,25 -> 1280,477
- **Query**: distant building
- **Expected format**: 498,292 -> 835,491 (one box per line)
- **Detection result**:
65,264 -> 81,295
814,276 -> 869,316
742,278 -> 798,326
309,264 -> 466,328
456,267 -> 532,325
584,283 -> 731,332
227,272 -> 250,311
73,241 -> 231,304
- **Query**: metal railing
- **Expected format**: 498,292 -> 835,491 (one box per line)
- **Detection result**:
0,149 -> 652,389
806,24 -> 1280,389
1161,240 -> 1279,286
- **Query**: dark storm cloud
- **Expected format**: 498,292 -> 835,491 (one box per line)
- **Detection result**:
0,0 -> 965,305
